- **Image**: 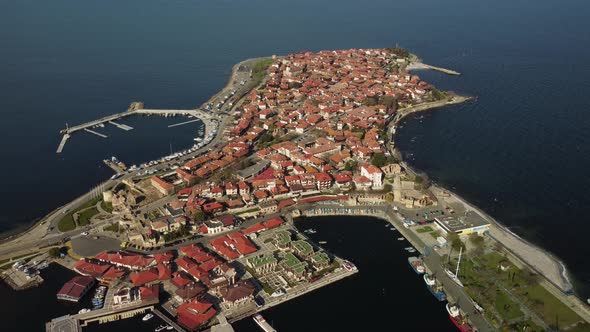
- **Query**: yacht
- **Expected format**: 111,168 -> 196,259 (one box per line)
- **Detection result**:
142,313 -> 154,322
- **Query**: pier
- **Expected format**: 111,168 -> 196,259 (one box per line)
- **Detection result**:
108,120 -> 133,131
406,62 -> 461,75
55,101 -> 212,153
56,133 -> 70,153
153,308 -> 187,332
168,118 -> 202,128
84,128 -> 108,138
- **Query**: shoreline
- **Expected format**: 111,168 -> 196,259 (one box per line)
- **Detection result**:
0,55 -> 263,254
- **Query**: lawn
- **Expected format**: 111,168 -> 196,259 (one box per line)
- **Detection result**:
78,207 -> 99,226
104,223 -> 120,233
416,226 -> 434,233
517,284 -> 583,328
57,197 -> 100,232
494,289 -> 524,321
57,213 -> 76,232
100,200 -> 113,213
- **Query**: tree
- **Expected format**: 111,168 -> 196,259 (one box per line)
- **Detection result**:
48,247 -> 61,258
469,233 -> 485,247
371,153 -> 387,167
344,160 -> 358,172
447,233 -> 465,251
386,47 -> 410,58
194,211 -> 207,223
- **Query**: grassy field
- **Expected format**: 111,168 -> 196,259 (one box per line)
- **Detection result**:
251,58 -> 274,86
460,251 -> 584,328
416,226 -> 434,233
100,200 -> 113,213
78,207 -> 99,226
57,197 -> 100,232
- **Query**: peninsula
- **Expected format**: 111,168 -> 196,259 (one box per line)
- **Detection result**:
1,48 -> 589,332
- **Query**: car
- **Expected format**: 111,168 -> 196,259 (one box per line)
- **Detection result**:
81,231 -> 89,236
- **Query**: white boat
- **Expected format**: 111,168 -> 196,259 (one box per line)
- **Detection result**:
253,314 -> 277,332
318,241 -> 327,244
142,313 -> 154,322
78,308 -> 91,314
397,237 -> 405,241
342,260 -> 357,272
166,326 -> 174,331
445,247 -> 465,287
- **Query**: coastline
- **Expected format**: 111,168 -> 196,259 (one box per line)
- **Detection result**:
0,55 -> 263,256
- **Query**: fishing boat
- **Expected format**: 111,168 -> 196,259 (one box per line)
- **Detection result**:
408,256 -> 426,274
446,303 -> 474,332
423,274 -> 447,302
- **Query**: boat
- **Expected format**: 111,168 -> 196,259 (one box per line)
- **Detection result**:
397,237 -> 405,241
303,228 -> 317,234
253,314 -> 277,332
142,313 -> 154,322
271,289 -> 285,297
78,308 -> 91,314
342,260 -> 357,272
408,256 -> 426,274
446,303 -> 474,332
318,241 -> 327,244
423,274 -> 447,302
445,247 -> 465,287
155,326 -> 166,332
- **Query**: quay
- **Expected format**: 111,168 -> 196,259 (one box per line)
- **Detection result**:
46,299 -> 158,332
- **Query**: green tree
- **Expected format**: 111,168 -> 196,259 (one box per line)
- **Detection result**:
386,47 -> 410,58
194,211 -> 207,223
371,153 -> 387,167
48,247 -> 61,258
344,160 -> 358,172
469,233 -> 485,247
431,87 -> 447,101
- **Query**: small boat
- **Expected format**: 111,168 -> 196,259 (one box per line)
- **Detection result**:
397,237 -> 405,241
408,256 -> 426,274
303,228 -> 317,234
142,313 -> 154,322
166,326 -> 174,331
155,325 -> 167,332
318,241 -> 327,244
253,314 -> 277,332
78,308 -> 91,314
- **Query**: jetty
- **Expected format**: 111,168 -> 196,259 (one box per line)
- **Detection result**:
406,62 -> 461,75
55,102 -> 212,153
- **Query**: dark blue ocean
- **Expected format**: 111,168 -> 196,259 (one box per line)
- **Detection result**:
1,0 -> 590,329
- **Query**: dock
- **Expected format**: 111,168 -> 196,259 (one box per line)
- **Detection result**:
406,62 -> 461,75
55,101 -> 212,153
153,308 -> 186,332
108,120 -> 133,131
56,133 -> 70,153
84,128 -> 108,138
168,118 -> 202,128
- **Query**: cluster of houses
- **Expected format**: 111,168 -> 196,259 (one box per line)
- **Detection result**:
128,49 -> 439,246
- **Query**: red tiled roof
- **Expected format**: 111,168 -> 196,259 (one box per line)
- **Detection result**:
139,284 -> 159,301
262,216 -> 284,229
130,268 -> 159,286
95,251 -> 155,270
177,299 -> 217,329
57,276 -> 95,300
73,259 -> 111,278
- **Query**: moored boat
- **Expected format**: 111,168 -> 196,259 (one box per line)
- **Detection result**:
142,313 -> 154,322
446,303 -> 473,332
408,256 -> 426,274
423,274 -> 447,302
253,314 -> 277,332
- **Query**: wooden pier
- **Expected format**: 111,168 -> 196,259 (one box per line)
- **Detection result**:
84,128 -> 108,138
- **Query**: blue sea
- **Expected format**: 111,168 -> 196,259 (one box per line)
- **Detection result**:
1,0 -> 590,329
